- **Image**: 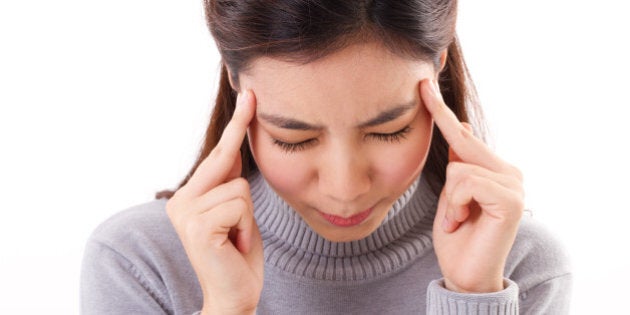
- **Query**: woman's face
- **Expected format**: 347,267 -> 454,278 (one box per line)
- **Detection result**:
241,42 -> 437,242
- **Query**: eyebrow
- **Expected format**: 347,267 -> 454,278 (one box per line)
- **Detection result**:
358,100 -> 418,128
257,100 -> 417,131
257,112 -> 321,130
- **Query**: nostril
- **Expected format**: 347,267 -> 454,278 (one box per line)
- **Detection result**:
319,174 -> 371,203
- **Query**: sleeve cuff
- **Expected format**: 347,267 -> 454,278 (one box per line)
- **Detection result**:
426,278 -> 519,314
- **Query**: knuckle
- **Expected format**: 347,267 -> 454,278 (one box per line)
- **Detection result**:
209,145 -> 224,159
165,189 -> 191,217
459,125 -> 474,141
233,196 -> 251,213
165,197 -> 180,219
444,167 -> 465,199
512,194 -> 525,213
445,162 -> 463,178
231,177 -> 250,193
515,183 -> 525,199
502,163 -> 523,181
166,201 -> 188,228
504,191 -> 525,220
214,196 -> 249,216
512,166 -> 524,182
511,204 -> 525,221
460,174 -> 477,191
454,170 -> 475,189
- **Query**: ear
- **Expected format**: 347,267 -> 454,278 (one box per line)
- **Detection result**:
225,64 -> 239,92
438,50 -> 448,72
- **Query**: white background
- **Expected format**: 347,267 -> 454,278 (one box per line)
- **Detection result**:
1,1 -> 628,313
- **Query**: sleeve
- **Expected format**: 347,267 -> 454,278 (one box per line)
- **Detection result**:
510,215 -> 573,314
80,239 -> 172,314
426,215 -> 573,314
426,278 -> 519,314
519,273 -> 572,314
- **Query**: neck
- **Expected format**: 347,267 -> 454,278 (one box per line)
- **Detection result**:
248,171 -> 438,281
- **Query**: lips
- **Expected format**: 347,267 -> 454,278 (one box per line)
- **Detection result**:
318,207 -> 373,227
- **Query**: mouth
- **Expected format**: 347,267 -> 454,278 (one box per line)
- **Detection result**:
317,207 -> 373,227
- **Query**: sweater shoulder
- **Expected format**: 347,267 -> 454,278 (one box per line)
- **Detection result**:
87,198 -> 179,258
506,213 -> 572,291
82,200 -> 202,313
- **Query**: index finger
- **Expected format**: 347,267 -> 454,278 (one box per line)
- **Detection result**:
420,79 -> 503,171
185,90 -> 256,196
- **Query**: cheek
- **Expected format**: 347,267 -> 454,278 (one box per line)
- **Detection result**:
248,125 -> 311,198
373,119 -> 433,188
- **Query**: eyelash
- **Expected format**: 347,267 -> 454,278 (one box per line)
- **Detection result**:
272,139 -> 314,153
272,125 -> 413,153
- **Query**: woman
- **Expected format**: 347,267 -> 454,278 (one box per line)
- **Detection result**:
81,1 -> 571,314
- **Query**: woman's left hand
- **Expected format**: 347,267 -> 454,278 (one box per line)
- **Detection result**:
420,79 -> 525,293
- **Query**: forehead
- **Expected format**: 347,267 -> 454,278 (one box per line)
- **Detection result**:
239,42 -> 435,122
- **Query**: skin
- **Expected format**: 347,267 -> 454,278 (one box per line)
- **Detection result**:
241,42 -> 436,242
166,42 -> 524,314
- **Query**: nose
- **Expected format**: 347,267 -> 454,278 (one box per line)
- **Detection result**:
318,145 -> 371,204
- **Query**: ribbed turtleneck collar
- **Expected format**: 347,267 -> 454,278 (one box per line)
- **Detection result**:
248,171 -> 438,281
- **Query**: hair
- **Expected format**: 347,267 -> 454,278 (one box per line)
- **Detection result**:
155,0 -> 483,200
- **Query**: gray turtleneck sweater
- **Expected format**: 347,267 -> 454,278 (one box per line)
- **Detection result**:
80,172 -> 572,314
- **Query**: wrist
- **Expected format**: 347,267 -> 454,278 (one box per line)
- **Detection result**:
201,306 -> 256,315
444,277 -> 504,293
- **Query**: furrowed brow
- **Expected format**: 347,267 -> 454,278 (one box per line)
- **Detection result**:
358,100 -> 417,128
257,99 -> 417,130
257,113 -> 324,131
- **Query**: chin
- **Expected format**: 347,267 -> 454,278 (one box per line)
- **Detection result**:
304,201 -> 393,242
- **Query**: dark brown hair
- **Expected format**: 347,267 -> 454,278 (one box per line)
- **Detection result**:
156,0 -> 482,199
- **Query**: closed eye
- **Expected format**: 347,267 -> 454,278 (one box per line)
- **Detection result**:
272,125 -> 412,153
366,125 -> 412,143
272,138 -> 318,153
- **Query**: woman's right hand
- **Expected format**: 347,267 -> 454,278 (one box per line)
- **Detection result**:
166,90 -> 263,315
